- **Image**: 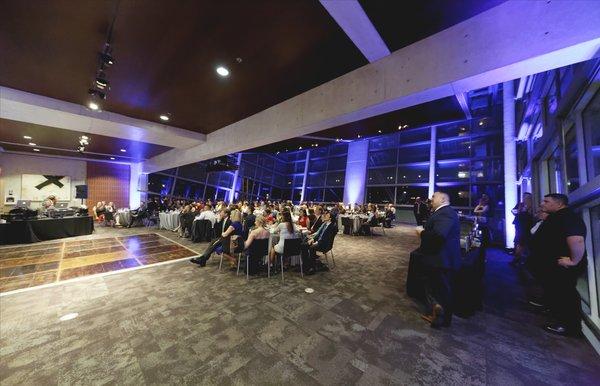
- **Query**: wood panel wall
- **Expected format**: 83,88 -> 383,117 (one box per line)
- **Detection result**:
86,162 -> 130,209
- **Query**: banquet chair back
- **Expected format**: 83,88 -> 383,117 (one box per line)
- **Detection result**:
341,217 -> 354,235
275,238 -> 303,283
322,232 -> 337,268
238,238 -> 269,280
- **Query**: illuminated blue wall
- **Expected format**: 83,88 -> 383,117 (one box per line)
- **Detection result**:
343,140 -> 369,205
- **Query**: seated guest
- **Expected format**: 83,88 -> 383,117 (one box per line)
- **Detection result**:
243,205 -> 256,239
304,211 -> 337,274
147,197 -> 159,214
104,202 -> 116,227
264,208 -> 275,224
269,211 -> 298,266
308,208 -> 316,226
297,208 -> 311,229
95,201 -> 107,220
221,209 -> 244,268
473,195 -> 490,220
178,205 -> 192,237
244,215 -> 270,250
190,209 -> 231,267
195,204 -> 217,227
414,191 -> 461,328
127,201 -> 148,228
309,206 -> 323,234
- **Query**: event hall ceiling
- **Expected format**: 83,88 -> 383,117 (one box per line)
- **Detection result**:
0,0 -> 505,139
0,119 -> 171,162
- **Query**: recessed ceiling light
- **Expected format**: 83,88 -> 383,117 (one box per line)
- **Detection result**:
33,148 -> 40,152
357,134 -> 361,138
378,130 -> 382,133
110,157 -> 115,160
88,102 -> 99,111
23,135 -> 32,140
314,143 -> 318,147
159,114 -> 170,121
81,135 -> 89,140
403,124 -> 409,128
28,142 -> 36,146
120,149 -> 126,152
299,146 -> 303,150
216,66 -> 230,77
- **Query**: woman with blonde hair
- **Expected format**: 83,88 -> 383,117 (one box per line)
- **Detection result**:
221,209 -> 244,268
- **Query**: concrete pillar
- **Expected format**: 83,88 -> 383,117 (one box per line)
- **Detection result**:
300,150 -> 310,203
428,126 -> 437,198
503,81 -> 517,248
129,162 -> 145,209
343,140 -> 369,206
230,153 -> 242,203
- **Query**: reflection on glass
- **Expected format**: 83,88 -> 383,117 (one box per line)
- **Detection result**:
564,128 -> 580,192
582,90 -> 600,178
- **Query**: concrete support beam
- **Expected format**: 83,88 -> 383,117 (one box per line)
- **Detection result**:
343,140 -> 369,206
319,0 -> 390,63
129,162 -> 145,209
0,86 -> 205,149
300,150 -> 310,203
428,126 -> 437,198
455,93 -> 472,120
503,80 -> 517,249
143,0 -> 600,174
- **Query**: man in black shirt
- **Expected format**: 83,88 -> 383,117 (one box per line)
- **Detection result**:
539,193 -> 587,336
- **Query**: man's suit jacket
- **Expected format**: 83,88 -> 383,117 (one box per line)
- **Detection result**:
417,205 -> 461,270
214,218 -> 232,237
243,213 -> 256,239
313,222 -> 337,252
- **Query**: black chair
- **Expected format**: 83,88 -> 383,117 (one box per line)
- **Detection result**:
218,235 -> 232,271
271,238 -> 303,283
320,232 -> 337,269
341,217 -> 354,235
237,238 -> 269,280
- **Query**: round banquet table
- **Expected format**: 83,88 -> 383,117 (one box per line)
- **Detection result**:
338,214 -> 368,234
115,209 -> 131,227
159,211 -> 180,231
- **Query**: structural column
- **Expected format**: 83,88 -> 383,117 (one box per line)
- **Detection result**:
343,140 -> 369,207
503,80 -> 517,248
230,153 -> 243,203
300,150 -> 310,202
428,126 -> 437,198
129,162 -> 146,209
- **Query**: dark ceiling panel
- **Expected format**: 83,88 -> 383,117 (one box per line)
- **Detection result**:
0,0 -> 367,133
359,0 -> 506,52
251,96 -> 465,153
0,119 -> 171,161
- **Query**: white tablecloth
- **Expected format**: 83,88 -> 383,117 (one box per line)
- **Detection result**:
115,210 -> 131,227
338,215 -> 368,234
159,211 -> 180,231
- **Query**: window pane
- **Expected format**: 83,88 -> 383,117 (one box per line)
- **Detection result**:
368,149 -> 397,167
564,128 -> 580,192
397,164 -> 429,183
309,158 -> 328,172
396,186 -> 429,205
397,144 -> 431,163
471,135 -> 502,157
148,174 -> 174,195
308,172 -> 326,187
589,205 -> 600,310
370,134 -> 398,150
437,137 -> 471,159
547,146 -> 563,193
366,187 -> 394,203
205,185 -> 216,200
367,167 -> 396,184
399,127 -> 430,143
293,175 -> 304,186
327,155 -> 347,171
294,161 -> 306,173
177,163 -> 207,181
329,143 -> 348,155
436,184 -> 470,207
311,146 -> 329,159
324,188 -> 344,202
326,171 -> 345,186
583,90 -> 600,178
471,159 -> 503,182
306,188 -> 323,202
436,160 -> 470,182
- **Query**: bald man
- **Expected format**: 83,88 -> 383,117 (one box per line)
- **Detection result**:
415,191 -> 461,328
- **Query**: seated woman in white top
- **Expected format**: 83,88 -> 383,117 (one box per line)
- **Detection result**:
268,211 -> 298,264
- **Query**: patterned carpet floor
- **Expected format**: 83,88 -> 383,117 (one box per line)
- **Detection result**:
0,224 -> 598,385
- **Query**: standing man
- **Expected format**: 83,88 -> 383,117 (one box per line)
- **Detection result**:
413,197 -> 427,225
539,194 -> 587,336
415,192 -> 461,328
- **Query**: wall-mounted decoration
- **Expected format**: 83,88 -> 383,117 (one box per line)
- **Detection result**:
21,174 -> 71,201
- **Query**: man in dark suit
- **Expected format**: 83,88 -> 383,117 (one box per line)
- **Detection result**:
243,205 -> 256,240
415,192 -> 461,328
304,211 -> 337,274
191,209 -> 231,267
413,197 -> 427,225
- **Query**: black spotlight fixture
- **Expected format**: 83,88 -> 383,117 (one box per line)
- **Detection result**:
99,52 -> 115,66
88,88 -> 106,100
95,71 -> 110,90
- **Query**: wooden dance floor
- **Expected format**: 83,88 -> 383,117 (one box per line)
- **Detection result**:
0,234 -> 197,293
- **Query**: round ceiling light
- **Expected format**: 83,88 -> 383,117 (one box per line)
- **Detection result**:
120,148 -> 126,153
88,102 -> 99,111
159,114 -> 170,121
23,135 -> 32,140
110,157 -> 115,160
216,66 -> 230,77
